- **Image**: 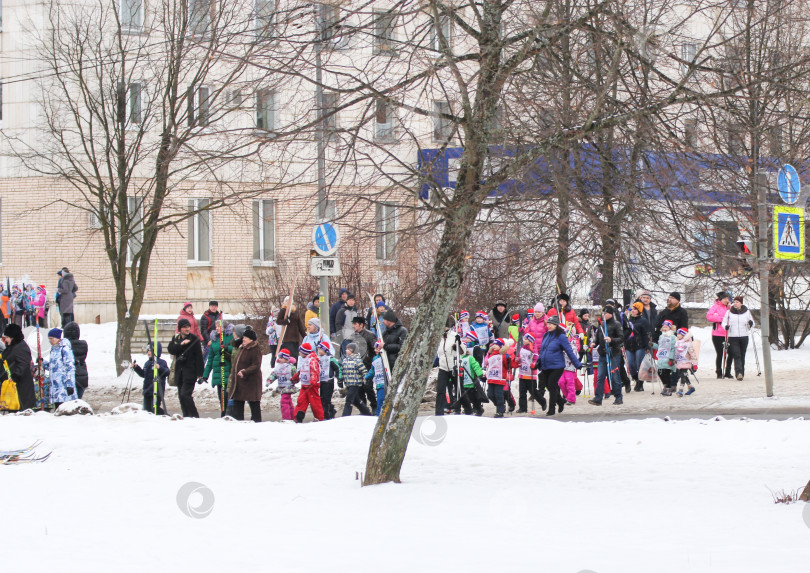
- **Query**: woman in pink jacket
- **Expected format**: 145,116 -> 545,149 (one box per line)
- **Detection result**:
524,302 -> 549,349
34,285 -> 48,327
176,302 -> 201,339
706,291 -> 732,379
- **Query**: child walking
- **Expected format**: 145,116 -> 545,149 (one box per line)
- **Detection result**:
485,339 -> 516,418
317,341 -> 341,420
292,342 -> 324,422
340,343 -> 371,416
267,348 -> 297,420
517,334 -> 545,412
654,320 -> 678,396
365,342 -> 387,416
674,328 -> 698,396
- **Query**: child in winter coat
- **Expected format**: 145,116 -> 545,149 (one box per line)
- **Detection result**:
292,342 -> 324,422
456,310 -> 472,338
654,320 -> 678,396
673,328 -> 698,396
340,343 -> 371,416
521,308 -> 534,332
365,343 -> 387,415
508,314 -> 521,346
517,334 -> 545,412
317,341 -> 341,420
458,346 -> 485,416
267,348 -> 297,420
133,342 -> 170,415
484,339 -> 516,418
46,328 -> 77,408
303,317 -> 329,350
33,286 -> 48,328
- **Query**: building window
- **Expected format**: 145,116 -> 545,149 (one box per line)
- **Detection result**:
375,203 -> 397,261
322,91 -> 338,136
252,199 -> 276,263
117,82 -> 143,125
126,196 -> 144,265
319,3 -> 347,47
187,85 -> 210,127
430,13 -> 451,51
120,0 -> 143,30
375,98 -> 394,139
433,100 -> 452,141
255,0 -> 275,39
256,88 -> 275,131
188,198 -> 211,263
681,42 -> 697,75
188,0 -> 211,36
684,118 -> 698,148
373,10 -> 396,54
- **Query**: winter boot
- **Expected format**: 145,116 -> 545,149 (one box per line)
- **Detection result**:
634,379 -> 644,392
685,386 -> 696,396
494,412 -> 504,418
613,397 -> 623,405
661,387 -> 672,396
474,406 -> 484,416
295,411 -> 305,423
587,399 -> 602,406
539,397 -> 548,412
736,373 -> 743,381
716,370 -> 722,379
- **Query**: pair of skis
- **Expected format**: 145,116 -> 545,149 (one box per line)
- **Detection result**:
367,293 -> 392,383
1,441 -> 51,465
144,319 -> 160,414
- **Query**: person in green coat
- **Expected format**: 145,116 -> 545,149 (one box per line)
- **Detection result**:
202,322 -> 234,417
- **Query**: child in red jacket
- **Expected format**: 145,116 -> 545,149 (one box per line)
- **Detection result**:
484,339 -> 516,418
292,342 -> 324,422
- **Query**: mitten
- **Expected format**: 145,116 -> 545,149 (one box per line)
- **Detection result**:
67,387 -> 75,396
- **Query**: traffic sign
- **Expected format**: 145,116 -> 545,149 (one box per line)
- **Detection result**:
777,164 -> 800,205
773,206 -> 805,261
310,256 -> 342,277
312,222 -> 339,256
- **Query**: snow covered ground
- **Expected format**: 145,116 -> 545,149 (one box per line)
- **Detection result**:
1,413 -> 809,572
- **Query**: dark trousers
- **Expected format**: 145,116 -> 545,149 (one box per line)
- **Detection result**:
518,377 -> 539,411
143,383 -> 166,415
458,386 -> 482,414
728,336 -> 748,377
232,400 -> 262,422
320,380 -> 336,419
342,385 -> 372,416
435,369 -> 458,415
175,369 -> 199,418
61,312 -> 74,327
486,382 -> 506,414
360,379 -> 377,410
712,335 -> 731,376
658,369 -> 674,389
504,383 -> 515,410
538,368 -> 564,413
268,345 -> 278,368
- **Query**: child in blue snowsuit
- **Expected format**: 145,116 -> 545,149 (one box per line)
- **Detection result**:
133,342 -> 170,414
365,345 -> 387,416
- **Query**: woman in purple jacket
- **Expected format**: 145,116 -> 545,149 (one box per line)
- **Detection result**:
706,291 -> 732,379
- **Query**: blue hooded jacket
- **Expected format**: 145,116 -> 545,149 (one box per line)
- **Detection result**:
535,329 -> 582,371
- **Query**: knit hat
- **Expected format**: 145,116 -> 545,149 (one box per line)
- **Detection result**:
299,342 -> 314,355
346,293 -> 356,301
676,328 -> 688,337
639,289 -> 652,298
463,331 -> 478,344
278,348 -> 291,360
579,308 -> 590,318
317,341 -> 331,354
48,328 -> 62,339
3,323 -> 23,341
632,302 -> 644,314
661,320 -> 674,330
346,342 -> 359,354
511,313 -> 521,324
603,306 -> 615,316
308,317 -> 321,329
183,302 -> 193,310
605,298 -> 618,308
524,333 -> 535,345
382,309 -> 398,323
533,302 -> 545,315
556,293 -> 570,304
494,300 -> 506,308
475,311 -> 488,320
376,301 -> 387,308
37,285 -> 46,292
526,309 -> 534,318
177,318 -> 191,329
233,324 -> 247,338
491,338 -> 505,348
734,295 -> 744,303
243,327 -> 257,341
459,310 -> 470,320
547,316 -> 561,327
716,291 -> 730,301
669,291 -> 681,302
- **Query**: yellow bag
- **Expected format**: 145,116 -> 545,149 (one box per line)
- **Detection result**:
0,379 -> 20,411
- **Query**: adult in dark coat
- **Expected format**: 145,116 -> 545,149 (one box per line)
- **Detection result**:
56,268 -> 78,326
533,317 -> 583,416
228,328 -> 263,422
276,298 -> 306,360
63,322 -> 89,400
168,318 -> 204,418
623,303 -> 650,391
637,289 -> 658,340
490,300 -> 510,339
1,324 -> 37,411
588,306 -> 625,406
329,288 -> 350,336
654,292 -> 689,343
199,301 -> 222,347
348,317 -> 379,411
381,310 -> 408,369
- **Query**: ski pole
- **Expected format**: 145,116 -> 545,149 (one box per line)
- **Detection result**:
120,361 -> 134,404
750,328 -> 761,376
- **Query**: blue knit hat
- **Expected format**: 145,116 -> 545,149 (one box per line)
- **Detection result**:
48,328 -> 62,339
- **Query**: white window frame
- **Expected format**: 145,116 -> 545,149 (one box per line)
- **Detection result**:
681,42 -> 698,76
376,203 -> 397,262
119,0 -> 144,32
187,198 -> 212,265
188,0 -> 212,36
126,196 -> 144,265
252,199 -> 276,265
373,10 -> 397,54
256,88 -> 276,131
188,85 -> 211,127
433,100 -> 452,142
254,0 -> 276,40
430,12 -> 451,52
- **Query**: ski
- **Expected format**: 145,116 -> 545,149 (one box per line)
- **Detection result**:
0,451 -> 52,465
0,440 -> 42,457
367,293 -> 392,382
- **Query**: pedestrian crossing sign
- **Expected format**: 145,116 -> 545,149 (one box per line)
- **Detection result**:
773,206 -> 805,261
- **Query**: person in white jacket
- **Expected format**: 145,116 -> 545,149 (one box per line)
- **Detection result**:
435,318 -> 461,415
721,296 -> 755,380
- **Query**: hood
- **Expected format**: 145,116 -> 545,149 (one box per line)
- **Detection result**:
307,302 -> 317,312
63,321 -> 81,340
338,288 -> 350,296
61,272 -> 74,281
730,305 -> 749,314
148,342 -> 163,358
491,304 -> 508,321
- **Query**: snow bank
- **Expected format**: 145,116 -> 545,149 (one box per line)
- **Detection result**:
0,414 -> 808,572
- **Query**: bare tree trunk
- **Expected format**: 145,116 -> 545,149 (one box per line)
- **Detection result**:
364,209 -> 475,485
